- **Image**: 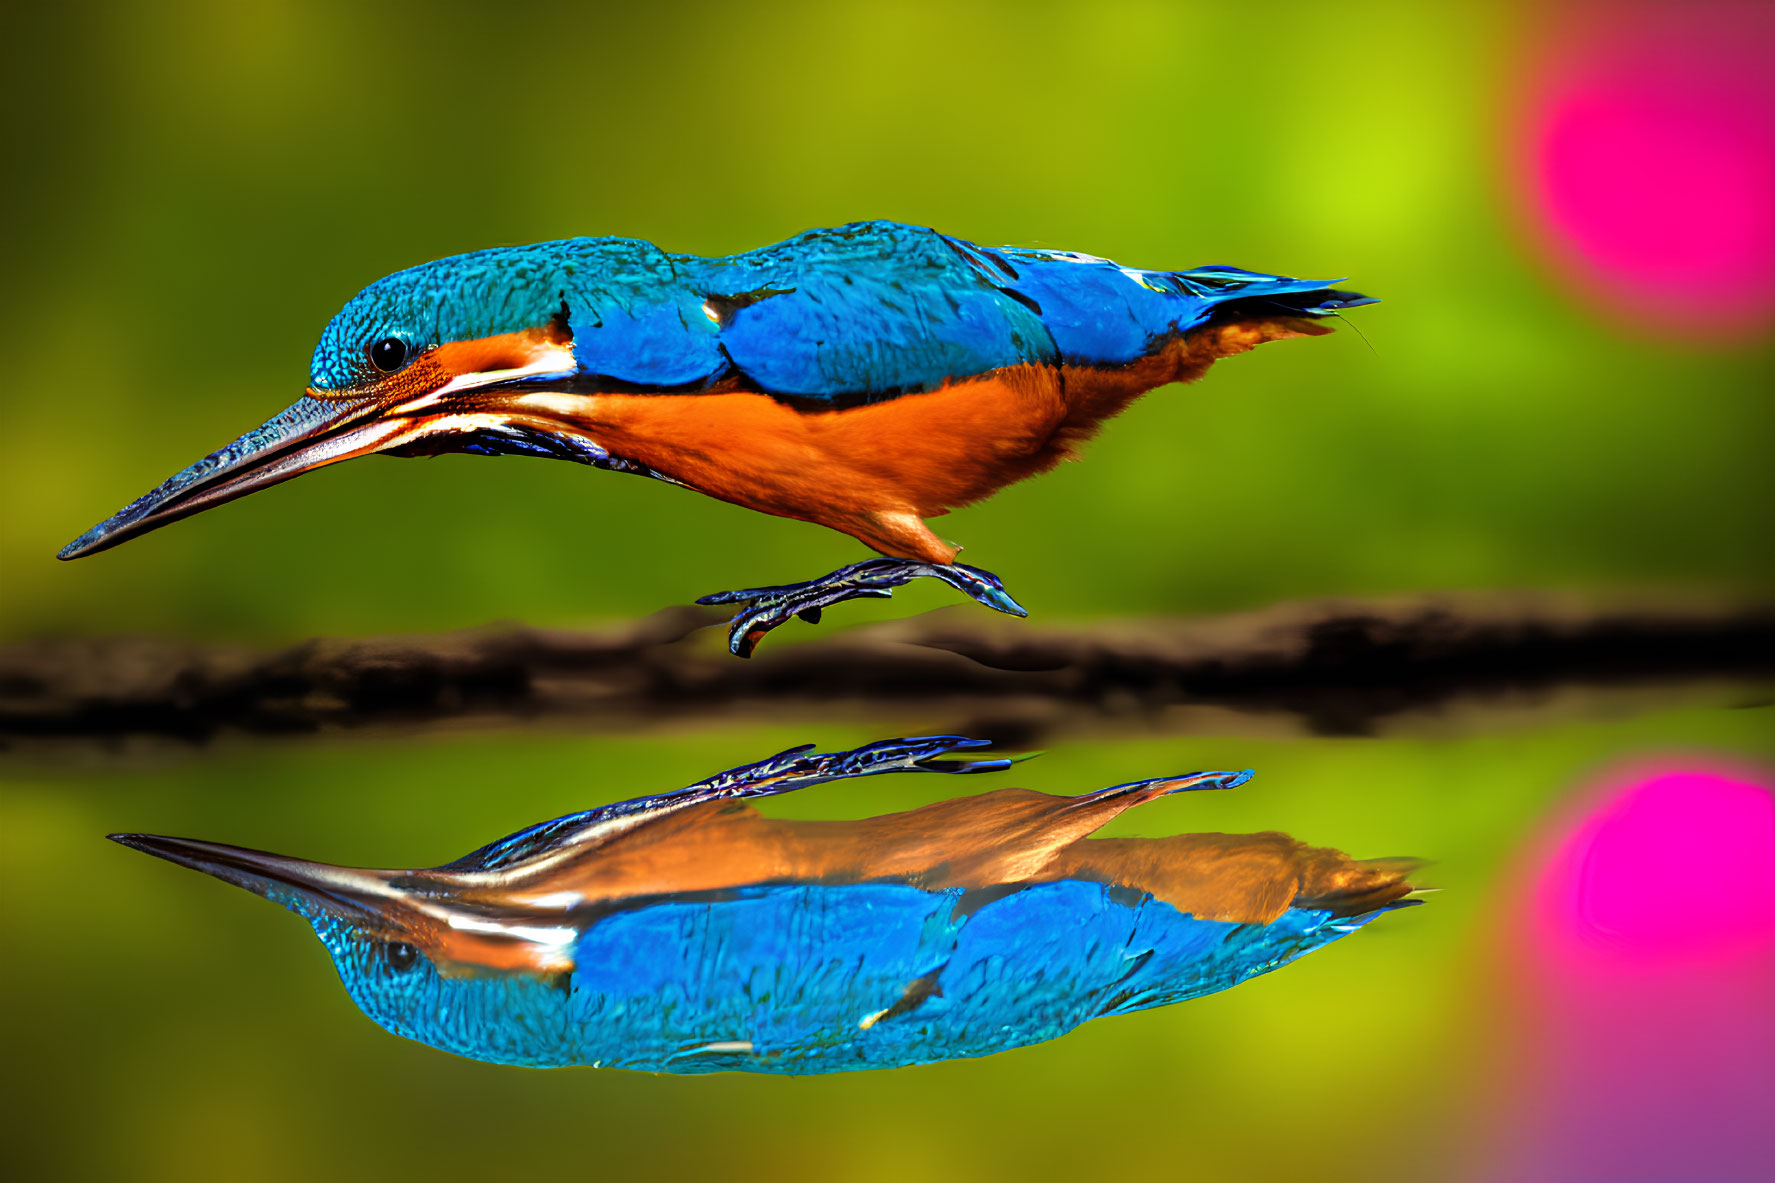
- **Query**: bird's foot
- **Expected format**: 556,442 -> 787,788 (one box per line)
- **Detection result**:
697,557 -> 1028,657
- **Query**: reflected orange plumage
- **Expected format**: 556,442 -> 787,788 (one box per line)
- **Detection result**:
424,770 -> 1417,963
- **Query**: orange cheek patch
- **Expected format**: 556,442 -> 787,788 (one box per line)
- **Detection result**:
432,326 -> 572,380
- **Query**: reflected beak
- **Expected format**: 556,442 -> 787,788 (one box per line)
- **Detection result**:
110,832 -> 581,972
108,832 -> 397,922
58,395 -> 417,560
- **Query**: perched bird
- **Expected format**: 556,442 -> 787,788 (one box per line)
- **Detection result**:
59,222 -> 1376,653
112,736 -> 1422,1072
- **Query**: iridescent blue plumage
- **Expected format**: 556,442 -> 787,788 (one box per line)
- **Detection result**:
111,737 -> 1422,1073
307,221 -> 1376,404
322,881 -> 1403,1072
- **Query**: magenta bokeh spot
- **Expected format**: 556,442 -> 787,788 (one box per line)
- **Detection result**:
1507,762 -> 1775,1180
1542,88 -> 1773,292
1523,5 -> 1775,337
1537,767 -> 1775,965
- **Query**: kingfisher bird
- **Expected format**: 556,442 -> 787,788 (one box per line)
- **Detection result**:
59,222 -> 1376,654
112,736 -> 1422,1072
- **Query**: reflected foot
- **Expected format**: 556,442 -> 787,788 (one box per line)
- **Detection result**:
697,558 -> 1028,658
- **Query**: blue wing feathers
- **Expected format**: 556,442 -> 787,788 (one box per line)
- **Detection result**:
706,223 -> 1375,396
709,222 -> 1057,399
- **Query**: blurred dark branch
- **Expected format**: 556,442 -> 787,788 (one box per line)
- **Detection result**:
2,594 -> 1771,759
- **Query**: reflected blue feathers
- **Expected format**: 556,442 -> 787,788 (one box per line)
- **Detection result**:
327,882 -> 1395,1071
119,736 -> 1416,1073
314,914 -> 571,1067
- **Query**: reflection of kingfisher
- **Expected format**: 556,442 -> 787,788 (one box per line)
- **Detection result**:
113,737 -> 1422,1072
60,222 -> 1375,655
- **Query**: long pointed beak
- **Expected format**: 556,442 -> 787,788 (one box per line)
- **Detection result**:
109,832 -> 397,921
58,395 -> 414,560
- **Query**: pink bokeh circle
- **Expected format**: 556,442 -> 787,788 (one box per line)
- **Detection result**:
1534,765 -> 1775,966
1521,5 -> 1775,338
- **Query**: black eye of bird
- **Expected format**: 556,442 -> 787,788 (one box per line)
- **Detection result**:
385,941 -> 420,972
368,337 -> 408,373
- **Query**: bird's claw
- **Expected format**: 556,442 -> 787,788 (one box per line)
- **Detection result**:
697,557 -> 1028,657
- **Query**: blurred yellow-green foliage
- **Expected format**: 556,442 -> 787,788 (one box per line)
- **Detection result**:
1,2 -> 1770,1182
2,0 -> 1769,639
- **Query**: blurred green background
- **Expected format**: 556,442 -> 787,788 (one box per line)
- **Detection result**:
2,0 -> 1769,636
1,1 -> 1770,1181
